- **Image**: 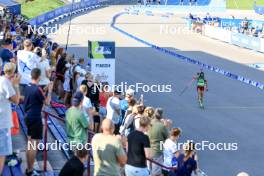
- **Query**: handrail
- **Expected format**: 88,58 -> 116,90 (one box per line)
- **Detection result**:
43,108 -> 178,175
147,158 -> 176,171
43,110 -> 65,122
51,102 -> 66,109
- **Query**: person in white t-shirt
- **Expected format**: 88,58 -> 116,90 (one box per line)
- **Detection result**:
106,90 -> 121,134
0,63 -> 21,175
162,128 -> 182,176
17,39 -> 40,94
34,47 -> 51,88
75,67 -> 86,91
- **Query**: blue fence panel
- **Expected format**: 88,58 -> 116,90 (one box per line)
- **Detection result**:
231,33 -> 262,51
255,5 -> 264,15
29,0 -> 100,26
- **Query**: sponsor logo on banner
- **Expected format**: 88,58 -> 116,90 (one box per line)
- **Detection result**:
88,41 -> 115,59
91,59 -> 115,86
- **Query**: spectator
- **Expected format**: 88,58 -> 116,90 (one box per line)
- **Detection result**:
119,99 -> 137,136
180,0 -> 184,5
79,85 -> 94,130
143,106 -> 155,119
66,91 -> 89,146
50,42 -> 59,67
134,104 -> 145,130
35,48 -> 51,89
75,67 -> 86,90
23,68 -> 53,176
173,142 -> 198,176
17,39 -> 40,95
78,57 -> 86,70
106,89 -> 122,134
120,88 -> 135,127
0,62 -> 20,175
99,82 -> 112,118
81,74 -> 100,132
54,47 -> 64,66
55,52 -> 67,98
125,116 -> 151,176
0,58 -> 2,72
59,148 -> 88,176
92,118 -> 127,176
148,108 -> 171,176
162,128 -> 182,176
0,38 -> 15,70
63,63 -> 72,108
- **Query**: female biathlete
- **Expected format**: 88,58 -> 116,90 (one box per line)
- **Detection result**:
193,71 -> 208,108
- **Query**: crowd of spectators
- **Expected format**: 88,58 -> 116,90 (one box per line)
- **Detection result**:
189,13 -> 264,38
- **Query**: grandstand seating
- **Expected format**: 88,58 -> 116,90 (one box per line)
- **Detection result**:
161,0 -> 211,5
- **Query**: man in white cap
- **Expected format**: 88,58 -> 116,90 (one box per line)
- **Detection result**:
237,172 -> 249,176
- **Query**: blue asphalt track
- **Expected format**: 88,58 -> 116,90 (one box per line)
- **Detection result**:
116,46 -> 264,176
112,16 -> 264,176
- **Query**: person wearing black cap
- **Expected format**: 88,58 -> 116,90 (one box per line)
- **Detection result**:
66,91 -> 89,147
106,89 -> 122,134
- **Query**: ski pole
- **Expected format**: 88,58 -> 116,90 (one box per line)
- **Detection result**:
179,78 -> 194,96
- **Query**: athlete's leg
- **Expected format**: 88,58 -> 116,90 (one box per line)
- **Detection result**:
200,90 -> 204,104
197,88 -> 202,102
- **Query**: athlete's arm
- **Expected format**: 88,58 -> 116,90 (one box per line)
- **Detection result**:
205,80 -> 208,90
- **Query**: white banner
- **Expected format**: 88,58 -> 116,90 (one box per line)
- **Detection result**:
91,59 -> 115,86
204,25 -> 231,43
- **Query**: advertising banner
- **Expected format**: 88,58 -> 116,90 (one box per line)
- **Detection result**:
204,25 -> 231,43
231,33 -> 262,51
89,41 -> 116,86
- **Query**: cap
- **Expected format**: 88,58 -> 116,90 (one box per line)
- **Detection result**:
72,91 -> 84,106
237,172 -> 249,176
126,88 -> 135,97
114,88 -> 122,95
65,63 -> 71,68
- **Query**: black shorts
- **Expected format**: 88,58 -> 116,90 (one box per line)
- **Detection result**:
93,115 -> 100,123
25,118 -> 43,140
